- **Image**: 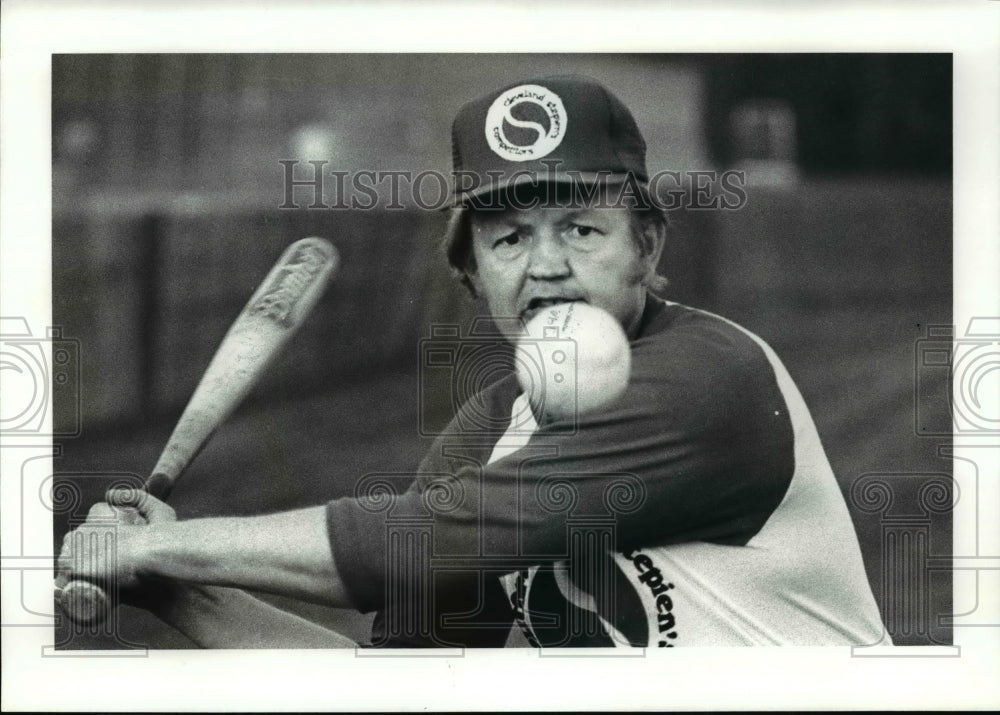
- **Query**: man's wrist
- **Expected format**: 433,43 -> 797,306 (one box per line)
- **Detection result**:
124,522 -> 168,580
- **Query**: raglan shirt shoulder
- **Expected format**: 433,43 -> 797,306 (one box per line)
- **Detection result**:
325,298 -> 797,618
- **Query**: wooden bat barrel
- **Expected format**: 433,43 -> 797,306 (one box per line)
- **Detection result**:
55,237 -> 338,626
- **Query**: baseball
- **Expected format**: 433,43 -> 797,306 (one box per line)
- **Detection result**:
516,301 -> 631,423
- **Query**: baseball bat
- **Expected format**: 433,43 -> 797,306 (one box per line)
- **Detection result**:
55,236 -> 339,625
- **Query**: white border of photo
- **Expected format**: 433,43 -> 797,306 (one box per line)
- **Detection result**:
1,1 -> 997,711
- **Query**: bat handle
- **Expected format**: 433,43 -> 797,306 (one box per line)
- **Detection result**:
55,474 -> 173,626
143,472 -> 174,502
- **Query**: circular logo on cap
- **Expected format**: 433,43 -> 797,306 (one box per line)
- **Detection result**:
484,84 -> 567,162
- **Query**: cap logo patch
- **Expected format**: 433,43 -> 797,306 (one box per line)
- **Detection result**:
484,84 -> 567,162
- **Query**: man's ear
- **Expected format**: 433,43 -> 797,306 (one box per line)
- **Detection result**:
640,220 -> 666,279
465,269 -> 482,299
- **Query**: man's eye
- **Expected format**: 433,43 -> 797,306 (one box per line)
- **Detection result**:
569,224 -> 597,238
493,234 -> 520,249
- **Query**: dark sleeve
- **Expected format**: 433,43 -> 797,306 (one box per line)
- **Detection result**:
327,378 -> 519,645
327,309 -> 795,615
325,375 -> 518,621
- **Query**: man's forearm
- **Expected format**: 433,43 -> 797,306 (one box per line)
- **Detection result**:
131,506 -> 353,608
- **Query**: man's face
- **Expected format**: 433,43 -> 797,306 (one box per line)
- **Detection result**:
469,195 -> 654,341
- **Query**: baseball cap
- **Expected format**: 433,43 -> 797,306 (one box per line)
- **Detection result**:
450,75 -> 648,206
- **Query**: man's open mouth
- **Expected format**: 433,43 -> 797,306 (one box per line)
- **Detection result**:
521,297 -> 583,321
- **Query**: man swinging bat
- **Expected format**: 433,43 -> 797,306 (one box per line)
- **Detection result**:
58,75 -> 890,648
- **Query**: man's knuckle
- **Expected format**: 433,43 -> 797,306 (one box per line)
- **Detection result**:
88,503 -> 112,520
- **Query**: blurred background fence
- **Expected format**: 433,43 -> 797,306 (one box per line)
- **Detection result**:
52,54 -> 952,648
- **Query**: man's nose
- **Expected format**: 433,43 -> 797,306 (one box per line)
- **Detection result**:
527,232 -> 571,280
